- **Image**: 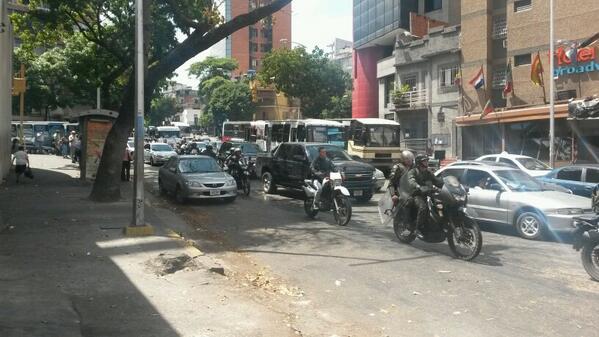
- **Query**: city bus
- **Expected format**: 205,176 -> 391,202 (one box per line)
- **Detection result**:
335,118 -> 402,174
170,122 -> 192,137
269,119 -> 345,148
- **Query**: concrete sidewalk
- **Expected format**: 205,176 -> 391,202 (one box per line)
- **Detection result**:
0,155 -> 297,337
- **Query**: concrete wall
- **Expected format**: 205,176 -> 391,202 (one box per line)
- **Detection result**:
417,0 -> 461,25
0,0 -> 12,182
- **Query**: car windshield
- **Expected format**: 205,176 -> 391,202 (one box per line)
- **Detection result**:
306,145 -> 352,161
516,157 -> 551,170
494,170 -> 544,192
178,158 -> 222,174
241,143 -> 260,155
157,131 -> 180,138
152,144 -> 173,152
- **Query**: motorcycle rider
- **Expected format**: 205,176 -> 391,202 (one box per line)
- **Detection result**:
388,150 -> 415,205
398,154 -> 444,236
225,148 -> 244,185
310,146 -> 336,209
201,144 -> 217,159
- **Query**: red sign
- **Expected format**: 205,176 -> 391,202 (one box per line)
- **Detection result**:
555,46 -> 597,66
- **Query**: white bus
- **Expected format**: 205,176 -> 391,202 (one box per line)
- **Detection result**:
269,119 -> 345,148
170,122 -> 192,137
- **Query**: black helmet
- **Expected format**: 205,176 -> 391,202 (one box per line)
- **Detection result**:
206,144 -> 213,150
415,154 -> 429,167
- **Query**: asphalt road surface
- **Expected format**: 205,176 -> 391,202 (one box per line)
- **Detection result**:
145,164 -> 599,337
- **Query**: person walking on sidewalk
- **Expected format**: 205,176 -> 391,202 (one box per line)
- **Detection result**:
11,145 -> 29,184
121,148 -> 132,181
69,131 -> 76,161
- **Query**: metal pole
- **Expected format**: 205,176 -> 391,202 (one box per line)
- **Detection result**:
96,87 -> 101,111
19,64 -> 24,145
549,0 -> 555,167
133,0 -> 145,226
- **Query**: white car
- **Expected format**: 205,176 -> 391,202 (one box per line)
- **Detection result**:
144,143 -> 177,166
475,152 -> 552,177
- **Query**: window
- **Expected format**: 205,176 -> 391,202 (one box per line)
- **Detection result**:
290,145 -> 307,161
464,170 -> 499,189
249,27 -> 259,39
499,158 -> 518,168
439,65 -> 459,89
514,53 -> 531,66
276,144 -> 292,160
492,15 -> 507,40
439,168 -> 465,182
383,75 -> 395,106
261,44 -> 272,53
249,42 -> 258,53
492,67 -> 507,89
557,168 -> 582,182
514,0 -> 532,12
401,74 -> 417,90
425,0 -> 442,12
586,169 -> 599,184
481,156 -> 497,163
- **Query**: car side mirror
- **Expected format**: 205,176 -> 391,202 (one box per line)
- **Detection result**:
489,183 -> 504,192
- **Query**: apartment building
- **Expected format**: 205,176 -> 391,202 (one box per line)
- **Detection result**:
456,0 -> 599,162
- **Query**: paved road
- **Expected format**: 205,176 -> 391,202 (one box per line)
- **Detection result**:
145,164 -> 599,337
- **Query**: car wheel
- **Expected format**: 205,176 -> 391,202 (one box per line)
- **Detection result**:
262,172 -> 277,194
515,211 -> 545,240
174,185 -> 186,204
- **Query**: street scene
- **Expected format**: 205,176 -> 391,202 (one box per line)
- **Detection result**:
1,0 -> 599,337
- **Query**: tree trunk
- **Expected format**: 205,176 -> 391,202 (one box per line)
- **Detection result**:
89,80 -> 135,201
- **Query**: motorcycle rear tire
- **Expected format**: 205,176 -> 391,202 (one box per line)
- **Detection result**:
304,198 -> 318,219
447,217 -> 482,261
581,240 -> 599,282
393,213 -> 416,244
242,176 -> 250,196
333,194 -> 352,226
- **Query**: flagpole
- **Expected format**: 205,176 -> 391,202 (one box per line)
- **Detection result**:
549,0 -> 556,167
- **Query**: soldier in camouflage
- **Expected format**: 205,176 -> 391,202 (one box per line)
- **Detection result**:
388,150 -> 415,205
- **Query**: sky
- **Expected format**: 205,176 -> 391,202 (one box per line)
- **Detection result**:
173,0 -> 353,87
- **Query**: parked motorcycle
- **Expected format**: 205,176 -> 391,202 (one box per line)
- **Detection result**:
572,185 -> 599,281
393,176 -> 482,261
224,157 -> 251,196
303,172 -> 352,226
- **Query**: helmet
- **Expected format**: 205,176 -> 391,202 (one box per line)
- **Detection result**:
206,145 -> 213,150
233,147 -> 242,154
415,154 -> 429,167
401,150 -> 414,163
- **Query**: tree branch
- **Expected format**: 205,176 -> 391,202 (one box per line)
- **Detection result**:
149,0 -> 291,81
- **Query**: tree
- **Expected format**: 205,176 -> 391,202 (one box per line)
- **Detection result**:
206,81 -> 254,132
322,92 -> 352,119
189,57 -> 239,103
148,96 -> 178,126
259,47 -> 351,118
15,0 -> 293,201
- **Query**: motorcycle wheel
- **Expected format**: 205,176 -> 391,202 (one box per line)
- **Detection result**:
447,216 -> 483,261
393,213 -> 417,244
304,198 -> 318,219
333,194 -> 352,226
581,240 -> 599,282
242,175 -> 250,196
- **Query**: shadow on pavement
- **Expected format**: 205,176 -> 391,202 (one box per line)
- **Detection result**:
0,163 -> 182,337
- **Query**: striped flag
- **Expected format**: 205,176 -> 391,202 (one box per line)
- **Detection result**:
469,66 -> 485,90
480,99 -> 494,119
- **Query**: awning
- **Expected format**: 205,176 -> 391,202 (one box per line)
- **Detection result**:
455,103 -> 569,126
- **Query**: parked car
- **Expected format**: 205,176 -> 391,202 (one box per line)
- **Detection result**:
436,164 -> 594,240
144,143 -> 177,166
256,143 -> 376,202
539,165 -> 599,197
475,152 -> 552,177
158,155 -> 237,203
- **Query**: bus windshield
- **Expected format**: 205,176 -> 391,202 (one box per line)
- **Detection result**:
358,125 -> 400,147
157,130 -> 180,138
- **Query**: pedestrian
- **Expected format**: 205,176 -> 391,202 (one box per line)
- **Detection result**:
11,138 -> 19,154
73,135 -> 82,164
121,148 -> 132,181
11,145 -> 29,184
69,131 -> 76,161
60,134 -> 69,158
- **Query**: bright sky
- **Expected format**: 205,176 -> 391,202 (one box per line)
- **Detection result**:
174,0 -> 353,87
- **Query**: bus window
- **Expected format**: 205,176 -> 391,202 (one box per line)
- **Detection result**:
367,126 -> 400,147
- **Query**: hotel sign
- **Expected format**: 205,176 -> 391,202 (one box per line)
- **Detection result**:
554,46 -> 598,77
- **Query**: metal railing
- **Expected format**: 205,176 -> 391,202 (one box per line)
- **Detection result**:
393,89 -> 428,109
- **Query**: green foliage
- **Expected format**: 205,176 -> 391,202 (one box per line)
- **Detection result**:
206,81 -> 254,128
148,96 -> 179,126
259,47 -> 352,118
391,84 -> 412,105
189,57 -> 239,82
322,92 -> 352,119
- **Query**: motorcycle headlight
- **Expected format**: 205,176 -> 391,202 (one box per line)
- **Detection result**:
555,208 -> 584,215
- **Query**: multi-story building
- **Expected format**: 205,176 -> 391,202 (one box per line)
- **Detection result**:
0,0 -> 13,181
329,38 -> 353,74
227,0 -> 292,77
456,0 -> 599,162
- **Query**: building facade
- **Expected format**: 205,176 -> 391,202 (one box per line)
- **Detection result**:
227,0 -> 291,77
0,0 -> 12,181
330,38 -> 353,74
456,0 -> 599,163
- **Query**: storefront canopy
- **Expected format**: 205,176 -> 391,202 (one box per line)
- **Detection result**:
455,104 -> 569,126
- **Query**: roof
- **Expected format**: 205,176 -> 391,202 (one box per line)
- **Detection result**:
440,164 -> 518,171
353,118 -> 400,126
156,126 -> 180,130
445,161 -> 515,168
478,153 -> 535,159
303,119 -> 344,127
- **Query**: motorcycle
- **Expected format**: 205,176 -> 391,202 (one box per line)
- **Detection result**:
303,172 -> 352,226
224,157 -> 251,196
572,215 -> 599,281
393,176 -> 482,261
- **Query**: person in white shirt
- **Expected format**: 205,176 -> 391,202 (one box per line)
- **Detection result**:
11,146 -> 29,183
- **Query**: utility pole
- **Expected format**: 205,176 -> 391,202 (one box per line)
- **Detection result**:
549,0 -> 555,167
132,0 -> 146,228
18,64 -> 25,145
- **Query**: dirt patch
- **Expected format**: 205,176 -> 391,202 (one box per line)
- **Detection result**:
145,253 -> 200,276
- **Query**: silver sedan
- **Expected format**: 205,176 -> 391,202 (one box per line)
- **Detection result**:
436,164 -> 593,240
158,155 -> 237,203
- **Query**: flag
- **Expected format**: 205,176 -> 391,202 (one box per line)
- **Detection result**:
480,99 -> 494,119
503,61 -> 513,98
469,66 -> 485,90
531,53 -> 544,86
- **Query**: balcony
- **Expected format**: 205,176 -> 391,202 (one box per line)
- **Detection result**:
392,88 -> 428,110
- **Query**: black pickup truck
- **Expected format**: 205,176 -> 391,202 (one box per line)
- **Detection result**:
256,143 -> 377,202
